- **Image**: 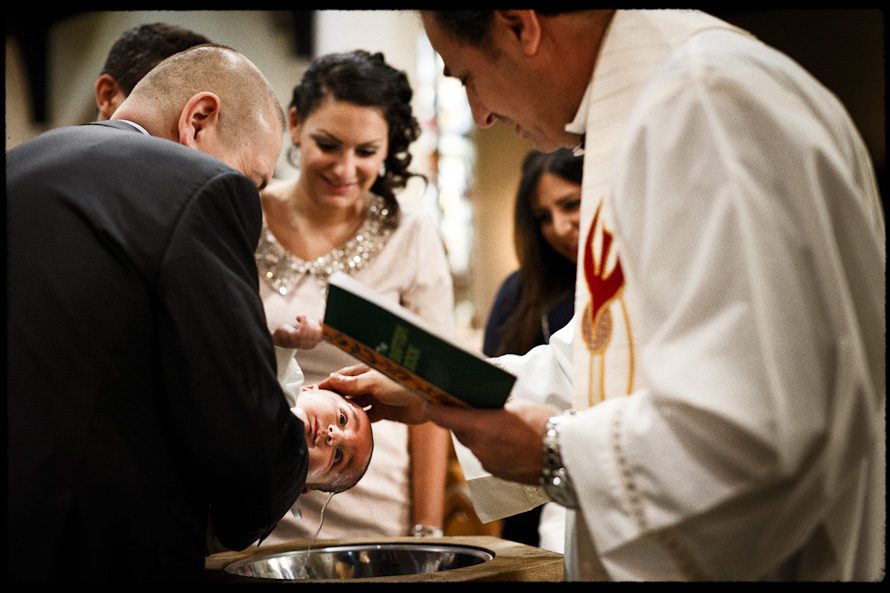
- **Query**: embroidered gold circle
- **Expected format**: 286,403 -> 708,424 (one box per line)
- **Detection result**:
581,303 -> 612,353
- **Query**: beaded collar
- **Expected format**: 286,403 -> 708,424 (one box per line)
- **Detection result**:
256,194 -> 394,294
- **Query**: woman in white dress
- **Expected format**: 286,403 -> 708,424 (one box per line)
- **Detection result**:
256,50 -> 453,541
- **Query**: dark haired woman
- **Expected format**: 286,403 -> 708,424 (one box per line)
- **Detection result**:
482,148 -> 583,551
256,50 -> 453,543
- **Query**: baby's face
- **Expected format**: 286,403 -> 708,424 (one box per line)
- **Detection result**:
294,385 -> 372,491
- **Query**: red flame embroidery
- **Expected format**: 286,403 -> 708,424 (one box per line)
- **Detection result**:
584,200 -> 624,325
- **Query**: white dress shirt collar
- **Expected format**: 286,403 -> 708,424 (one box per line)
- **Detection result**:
115,119 -> 151,136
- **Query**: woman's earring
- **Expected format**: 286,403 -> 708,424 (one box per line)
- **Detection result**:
379,161 -> 387,177
287,145 -> 302,172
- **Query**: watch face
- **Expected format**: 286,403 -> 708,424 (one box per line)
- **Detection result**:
544,476 -> 578,509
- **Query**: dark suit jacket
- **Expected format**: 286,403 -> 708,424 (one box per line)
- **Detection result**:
7,121 -> 307,583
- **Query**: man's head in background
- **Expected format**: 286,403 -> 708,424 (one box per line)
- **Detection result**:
95,22 -> 211,120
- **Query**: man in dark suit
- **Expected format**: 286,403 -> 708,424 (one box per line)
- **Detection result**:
7,45 -> 306,583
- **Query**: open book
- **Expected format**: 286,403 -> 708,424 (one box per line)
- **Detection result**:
322,272 -> 516,408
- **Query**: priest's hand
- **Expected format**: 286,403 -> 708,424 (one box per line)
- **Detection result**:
426,399 -> 559,484
318,364 -> 430,424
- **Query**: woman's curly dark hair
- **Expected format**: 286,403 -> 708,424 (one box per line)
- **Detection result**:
290,50 -> 422,224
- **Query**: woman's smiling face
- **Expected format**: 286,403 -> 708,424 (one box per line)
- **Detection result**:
292,98 -> 389,210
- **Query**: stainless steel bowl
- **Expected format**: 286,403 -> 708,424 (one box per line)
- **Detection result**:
224,543 -> 495,580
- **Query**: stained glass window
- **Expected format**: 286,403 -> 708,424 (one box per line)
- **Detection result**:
414,32 -> 478,334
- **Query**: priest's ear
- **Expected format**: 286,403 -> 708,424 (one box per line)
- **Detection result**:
95,74 -> 127,121
493,10 -> 543,57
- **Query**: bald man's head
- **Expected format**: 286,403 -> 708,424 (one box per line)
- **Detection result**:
114,45 -> 284,190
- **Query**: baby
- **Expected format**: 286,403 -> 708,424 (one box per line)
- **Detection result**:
274,314 -> 373,495
291,384 -> 373,494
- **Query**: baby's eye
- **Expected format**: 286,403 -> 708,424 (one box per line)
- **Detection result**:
334,448 -> 343,464
339,412 -> 347,426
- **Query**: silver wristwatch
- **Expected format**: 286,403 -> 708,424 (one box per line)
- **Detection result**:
540,410 -> 579,509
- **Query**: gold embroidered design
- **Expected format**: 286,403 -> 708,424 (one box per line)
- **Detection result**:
620,296 -> 635,395
581,200 -> 624,355
580,199 -> 632,404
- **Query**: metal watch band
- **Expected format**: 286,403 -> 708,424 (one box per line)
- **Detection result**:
540,409 -> 579,509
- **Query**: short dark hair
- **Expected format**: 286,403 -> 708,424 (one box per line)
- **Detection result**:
428,11 -> 496,50
100,22 -> 211,95
290,50 -> 422,223
428,10 -> 578,51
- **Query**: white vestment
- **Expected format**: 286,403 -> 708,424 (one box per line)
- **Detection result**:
455,9 -> 885,581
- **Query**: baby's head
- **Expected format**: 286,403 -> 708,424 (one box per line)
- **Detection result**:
292,385 -> 373,494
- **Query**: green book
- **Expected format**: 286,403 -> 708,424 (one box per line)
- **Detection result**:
323,272 -> 515,409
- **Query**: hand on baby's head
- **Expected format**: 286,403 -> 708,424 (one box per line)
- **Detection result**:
291,384 -> 373,495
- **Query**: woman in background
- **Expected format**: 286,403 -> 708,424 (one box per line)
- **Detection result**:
257,50 -> 452,542
482,148 -> 583,551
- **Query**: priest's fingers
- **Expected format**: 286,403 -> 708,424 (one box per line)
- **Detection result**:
320,367 -> 426,420
322,368 -> 396,402
325,363 -> 371,378
426,400 -> 557,484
